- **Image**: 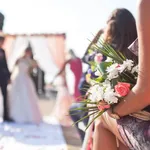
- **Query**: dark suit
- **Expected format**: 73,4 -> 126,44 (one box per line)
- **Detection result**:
31,67 -> 45,95
0,48 -> 10,120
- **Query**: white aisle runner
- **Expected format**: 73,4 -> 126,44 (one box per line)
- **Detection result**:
0,117 -> 67,150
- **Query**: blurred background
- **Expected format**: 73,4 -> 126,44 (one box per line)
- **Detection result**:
0,0 -> 137,83
0,0 -> 137,149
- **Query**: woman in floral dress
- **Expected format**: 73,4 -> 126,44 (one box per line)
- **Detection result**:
93,0 -> 150,150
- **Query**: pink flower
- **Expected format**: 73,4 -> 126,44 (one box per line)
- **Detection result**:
115,82 -> 131,97
116,64 -> 120,68
97,101 -> 110,111
94,53 -> 103,64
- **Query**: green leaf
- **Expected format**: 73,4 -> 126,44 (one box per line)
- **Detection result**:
98,62 -> 112,74
88,49 -> 94,54
94,76 -> 105,82
111,78 -> 119,87
73,110 -> 99,126
118,51 -> 126,60
85,110 -> 105,130
95,39 -> 125,63
91,65 -> 96,72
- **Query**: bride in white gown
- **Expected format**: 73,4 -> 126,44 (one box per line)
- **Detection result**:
9,48 -> 42,123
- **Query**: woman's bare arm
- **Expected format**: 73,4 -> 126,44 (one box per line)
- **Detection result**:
50,60 -> 70,84
112,0 -> 150,117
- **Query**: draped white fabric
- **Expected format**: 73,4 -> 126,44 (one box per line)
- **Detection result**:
29,36 -> 59,82
7,35 -> 59,83
8,36 -> 28,70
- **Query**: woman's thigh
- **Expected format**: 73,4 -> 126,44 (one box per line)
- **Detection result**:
100,113 -> 150,150
97,112 -> 126,145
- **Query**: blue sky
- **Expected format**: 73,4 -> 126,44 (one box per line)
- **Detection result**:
0,0 -> 137,56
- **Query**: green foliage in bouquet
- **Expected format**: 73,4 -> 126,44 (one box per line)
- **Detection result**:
71,39 -> 138,130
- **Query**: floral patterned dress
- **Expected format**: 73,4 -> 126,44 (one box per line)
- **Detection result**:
117,39 -> 150,150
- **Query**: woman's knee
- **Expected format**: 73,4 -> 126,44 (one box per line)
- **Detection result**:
94,118 -> 106,131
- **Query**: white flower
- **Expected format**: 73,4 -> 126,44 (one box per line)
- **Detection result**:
103,87 -> 119,104
106,63 -> 118,73
106,64 -> 119,80
107,70 -> 119,80
95,70 -> 101,76
131,65 -> 138,74
105,57 -> 113,62
102,80 -> 111,88
88,84 -> 104,102
119,59 -> 134,73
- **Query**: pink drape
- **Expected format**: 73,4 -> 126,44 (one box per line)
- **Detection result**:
3,34 -> 66,68
47,34 -> 66,69
3,35 -> 16,58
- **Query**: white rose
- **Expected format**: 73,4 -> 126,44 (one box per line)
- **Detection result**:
106,64 -> 119,80
131,65 -> 138,74
119,59 -> 134,72
104,87 -> 119,104
105,57 -> 113,62
88,84 -> 104,102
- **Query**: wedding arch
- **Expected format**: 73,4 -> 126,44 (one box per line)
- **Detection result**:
3,33 -> 66,83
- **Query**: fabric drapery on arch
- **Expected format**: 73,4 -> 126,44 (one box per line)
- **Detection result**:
47,34 -> 66,69
2,34 -> 66,83
47,34 -> 67,84
3,35 -> 16,58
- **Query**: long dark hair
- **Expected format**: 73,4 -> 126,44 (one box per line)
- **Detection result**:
104,8 -> 138,63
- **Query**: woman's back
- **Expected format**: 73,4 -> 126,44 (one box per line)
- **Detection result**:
69,57 -> 83,100
70,57 -> 82,78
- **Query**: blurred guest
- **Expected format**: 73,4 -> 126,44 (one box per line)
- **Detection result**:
52,49 -> 82,101
69,29 -> 105,142
93,8 -> 138,150
0,33 -> 11,121
26,44 -> 45,95
0,12 -> 4,31
9,47 -> 42,123
31,64 -> 45,95
51,49 -> 82,126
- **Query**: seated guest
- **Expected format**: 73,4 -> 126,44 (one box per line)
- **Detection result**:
92,8 -> 139,150
69,29 -> 105,142
31,66 -> 45,95
69,72 -> 90,141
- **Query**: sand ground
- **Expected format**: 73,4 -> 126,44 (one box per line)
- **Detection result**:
38,99 -> 82,150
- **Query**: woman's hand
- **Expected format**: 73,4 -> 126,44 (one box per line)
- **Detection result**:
7,79 -> 11,84
110,84 -> 150,117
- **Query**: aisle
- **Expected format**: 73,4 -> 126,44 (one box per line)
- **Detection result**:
0,117 -> 67,150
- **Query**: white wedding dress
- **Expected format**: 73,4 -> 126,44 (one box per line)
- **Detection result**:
9,58 -> 42,123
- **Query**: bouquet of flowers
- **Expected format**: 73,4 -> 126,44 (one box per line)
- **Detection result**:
73,40 -> 139,129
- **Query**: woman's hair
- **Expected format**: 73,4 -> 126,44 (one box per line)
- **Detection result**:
24,45 -> 34,59
104,8 -> 138,62
69,49 -> 76,58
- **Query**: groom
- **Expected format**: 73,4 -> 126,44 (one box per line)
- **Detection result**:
0,33 -> 11,121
